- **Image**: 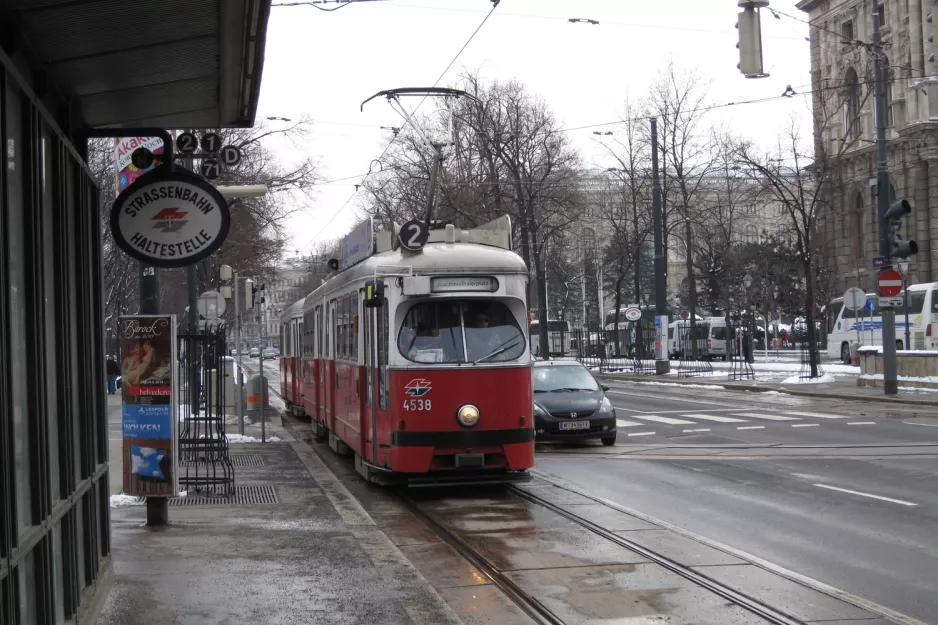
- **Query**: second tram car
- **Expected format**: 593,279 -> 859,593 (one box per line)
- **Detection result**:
279,298 -> 305,417
289,216 -> 534,484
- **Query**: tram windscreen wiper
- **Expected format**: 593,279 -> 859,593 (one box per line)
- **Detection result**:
473,338 -> 521,364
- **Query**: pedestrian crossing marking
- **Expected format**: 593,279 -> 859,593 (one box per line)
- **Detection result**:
679,413 -> 746,423
733,412 -> 800,421
791,423 -> 821,428
630,414 -> 696,425
615,419 -> 645,428
784,411 -> 846,420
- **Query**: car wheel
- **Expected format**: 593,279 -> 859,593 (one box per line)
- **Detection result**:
601,434 -> 616,446
841,343 -> 850,363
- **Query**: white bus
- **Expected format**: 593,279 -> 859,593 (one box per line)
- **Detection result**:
530,319 -> 571,357
825,282 -> 938,362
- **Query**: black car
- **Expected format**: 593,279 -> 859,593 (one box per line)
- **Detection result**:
532,361 -> 617,446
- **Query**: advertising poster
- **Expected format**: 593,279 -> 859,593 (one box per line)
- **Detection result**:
119,315 -> 178,496
114,136 -> 164,196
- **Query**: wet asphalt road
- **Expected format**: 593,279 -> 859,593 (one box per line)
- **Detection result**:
535,381 -> 938,624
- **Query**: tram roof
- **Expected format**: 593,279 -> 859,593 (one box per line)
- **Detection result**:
280,296 -> 305,321
301,241 -> 527,308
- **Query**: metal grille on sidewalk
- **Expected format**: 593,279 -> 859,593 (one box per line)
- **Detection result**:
676,323 -> 713,377
177,327 -> 235,496
728,316 -> 756,380
570,327 -> 657,374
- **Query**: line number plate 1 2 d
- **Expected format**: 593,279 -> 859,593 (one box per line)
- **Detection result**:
560,420 -> 590,430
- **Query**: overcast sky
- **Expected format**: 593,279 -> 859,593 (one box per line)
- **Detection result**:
255,0 -> 812,256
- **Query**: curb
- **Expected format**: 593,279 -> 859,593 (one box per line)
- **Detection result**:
594,372 -> 938,407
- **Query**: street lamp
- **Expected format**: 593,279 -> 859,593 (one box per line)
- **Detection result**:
742,274 -> 754,362
898,260 -> 911,350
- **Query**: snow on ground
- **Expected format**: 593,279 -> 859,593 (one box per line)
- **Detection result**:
109,494 -> 143,508
625,381 -> 727,390
781,373 -> 837,384
859,373 -> 938,384
226,433 -> 282,444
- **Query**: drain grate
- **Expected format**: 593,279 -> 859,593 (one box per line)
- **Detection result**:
183,454 -> 265,467
168,485 -> 278,506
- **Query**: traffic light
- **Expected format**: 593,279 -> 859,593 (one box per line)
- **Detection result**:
884,199 -> 918,259
736,1 -> 770,78
245,279 -> 254,309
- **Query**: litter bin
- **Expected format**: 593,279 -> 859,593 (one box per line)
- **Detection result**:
849,341 -> 860,366
245,374 -> 269,411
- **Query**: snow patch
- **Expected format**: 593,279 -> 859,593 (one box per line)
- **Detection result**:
226,433 -> 282,444
109,494 -> 144,508
781,373 -> 836,384
859,373 -> 938,383
626,381 -> 727,390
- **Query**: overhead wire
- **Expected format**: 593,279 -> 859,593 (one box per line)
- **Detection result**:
298,0 -> 501,251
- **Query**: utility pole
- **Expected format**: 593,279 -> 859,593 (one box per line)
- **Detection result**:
872,2 -> 897,395
651,117 -> 670,373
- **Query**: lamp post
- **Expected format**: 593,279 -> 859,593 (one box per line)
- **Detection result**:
898,260 -> 911,350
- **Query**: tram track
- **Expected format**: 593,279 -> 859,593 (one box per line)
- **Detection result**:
397,483 -> 809,625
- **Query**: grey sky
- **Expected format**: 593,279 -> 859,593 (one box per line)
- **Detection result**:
256,0 -> 811,254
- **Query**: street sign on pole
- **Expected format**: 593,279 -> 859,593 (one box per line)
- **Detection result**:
679,309 -> 690,321
625,307 -> 642,322
843,287 -> 866,310
877,269 -> 903,297
872,255 -> 888,268
878,296 -> 904,308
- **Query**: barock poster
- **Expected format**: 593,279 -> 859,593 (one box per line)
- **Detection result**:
119,315 -> 178,496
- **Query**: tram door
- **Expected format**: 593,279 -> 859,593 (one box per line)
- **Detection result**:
325,300 -> 335,431
362,290 -> 377,463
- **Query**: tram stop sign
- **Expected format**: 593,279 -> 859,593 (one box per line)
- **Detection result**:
878,269 -> 903,297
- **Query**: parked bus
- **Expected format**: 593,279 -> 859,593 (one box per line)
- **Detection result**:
530,319 -> 571,357
825,282 -> 938,362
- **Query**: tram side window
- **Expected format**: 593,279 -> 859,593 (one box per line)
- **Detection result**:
337,295 -> 346,360
398,300 -> 525,364
349,293 -> 359,362
325,302 -> 332,359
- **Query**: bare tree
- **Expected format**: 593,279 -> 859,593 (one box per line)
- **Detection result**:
646,62 -> 720,349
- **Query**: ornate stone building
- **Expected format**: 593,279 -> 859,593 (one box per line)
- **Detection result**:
798,0 -> 938,293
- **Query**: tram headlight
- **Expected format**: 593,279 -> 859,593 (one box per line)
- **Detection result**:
456,404 -> 481,428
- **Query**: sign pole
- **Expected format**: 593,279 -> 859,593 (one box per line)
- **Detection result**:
235,272 -> 245,436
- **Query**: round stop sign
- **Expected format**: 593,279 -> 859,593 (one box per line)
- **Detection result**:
878,269 -> 903,297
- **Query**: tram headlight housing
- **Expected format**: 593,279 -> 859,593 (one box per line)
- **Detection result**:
456,404 -> 481,428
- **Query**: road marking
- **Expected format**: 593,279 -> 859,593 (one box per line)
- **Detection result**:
737,426 -> 765,430
680,413 -> 747,423
682,428 -> 710,433
606,390 -> 737,407
791,423 -> 820,428
628,414 -> 696,425
847,422 -> 876,426
785,411 -> 845,419
901,421 -> 938,428
615,419 -> 645,428
628,431 -> 657,437
813,483 -> 917,507
733,412 -> 800,421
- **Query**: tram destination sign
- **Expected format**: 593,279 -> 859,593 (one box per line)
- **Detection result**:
110,167 -> 230,268
430,276 -> 499,293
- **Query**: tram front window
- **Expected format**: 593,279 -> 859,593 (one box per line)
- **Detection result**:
399,300 -> 525,364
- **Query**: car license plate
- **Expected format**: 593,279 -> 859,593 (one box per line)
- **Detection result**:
560,420 -> 590,431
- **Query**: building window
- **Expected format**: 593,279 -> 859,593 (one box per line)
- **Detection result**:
841,19 -> 854,42
875,3 -> 885,29
884,57 -> 894,127
744,224 -> 758,244
582,228 -> 596,259
843,67 -> 861,140
853,192 -> 864,257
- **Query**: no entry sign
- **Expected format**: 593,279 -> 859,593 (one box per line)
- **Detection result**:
877,269 -> 903,297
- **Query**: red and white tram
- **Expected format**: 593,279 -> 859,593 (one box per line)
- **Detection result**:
285,216 -> 534,484
279,297 -> 306,417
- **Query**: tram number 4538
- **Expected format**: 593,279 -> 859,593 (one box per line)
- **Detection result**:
403,399 -> 432,411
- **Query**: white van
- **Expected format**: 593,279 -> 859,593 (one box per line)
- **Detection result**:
707,317 -> 728,361
668,320 -> 708,358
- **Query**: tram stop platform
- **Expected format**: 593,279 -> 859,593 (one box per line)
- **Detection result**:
100,396 -> 474,625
